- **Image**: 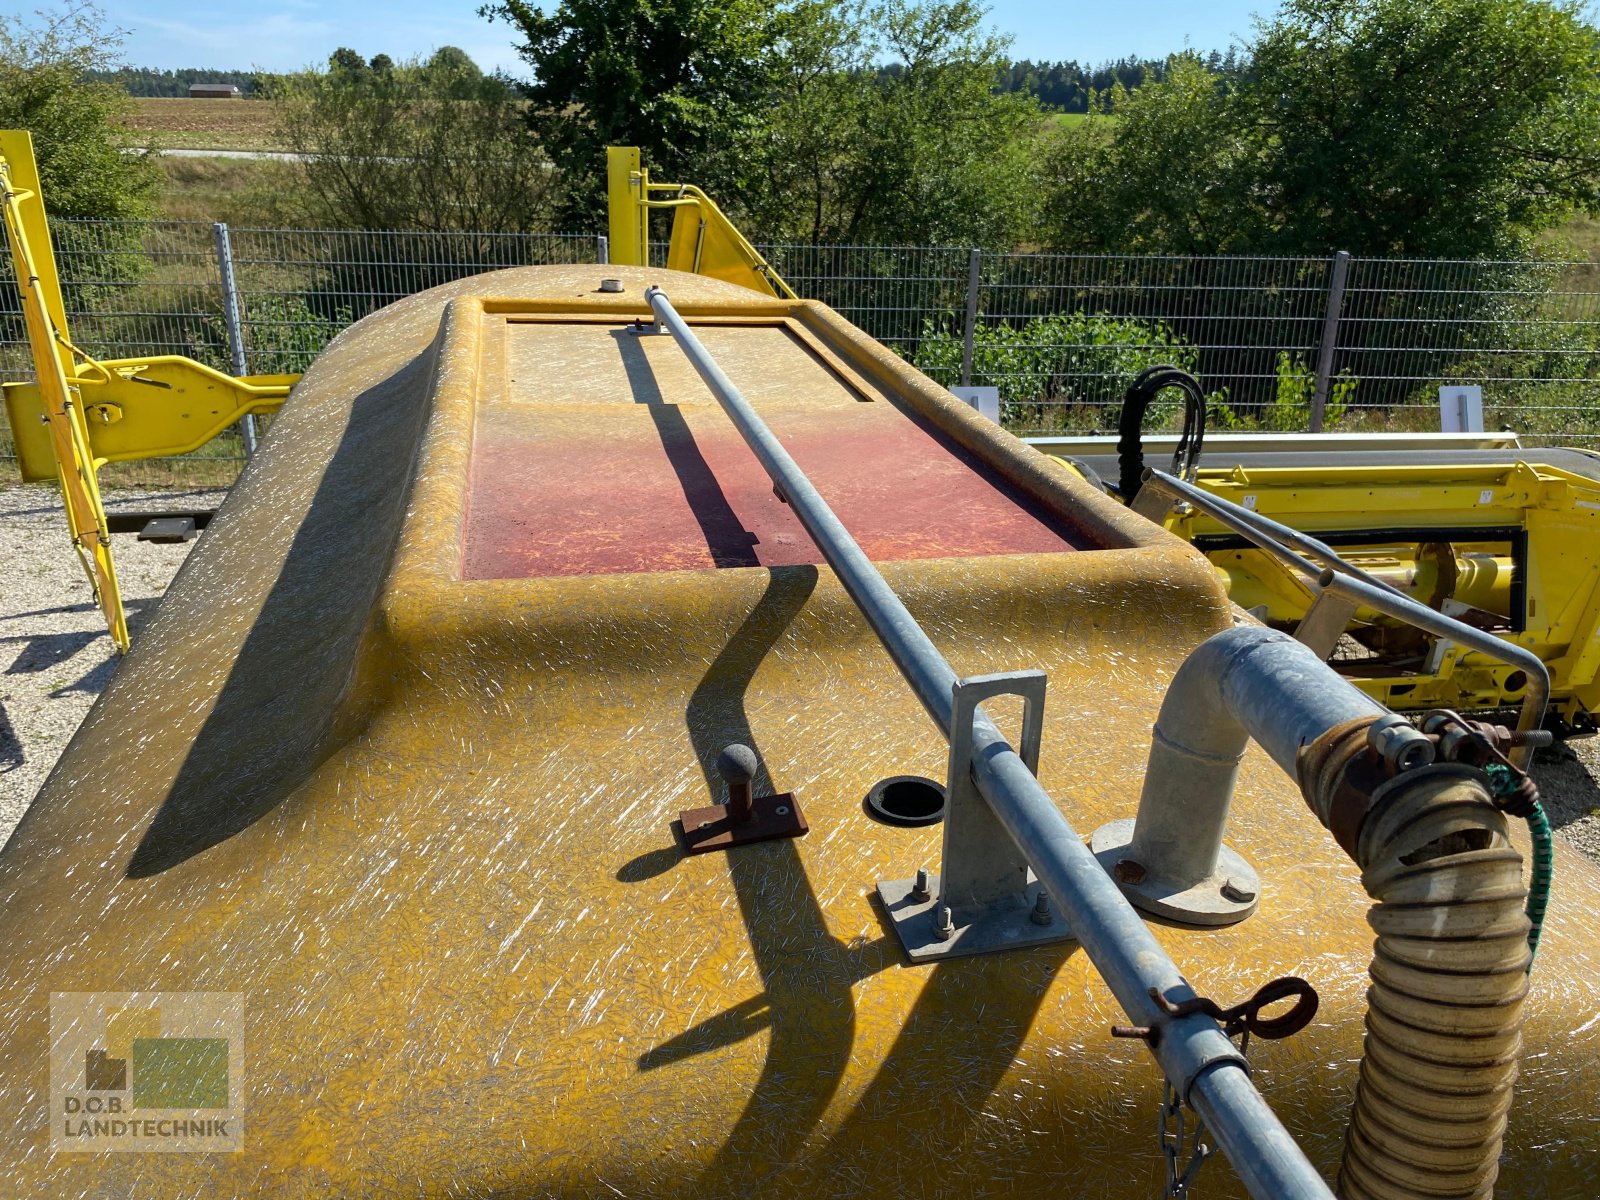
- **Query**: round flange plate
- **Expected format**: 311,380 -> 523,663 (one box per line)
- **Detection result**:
1090,818 -> 1260,927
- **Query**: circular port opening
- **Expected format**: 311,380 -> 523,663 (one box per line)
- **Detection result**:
1503,670 -> 1528,697
865,776 -> 945,826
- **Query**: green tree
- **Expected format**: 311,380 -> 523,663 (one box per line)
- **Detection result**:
746,0 -> 1042,245
1040,57 -> 1251,254
0,2 -> 158,220
485,0 -> 1042,244
274,54 -> 556,232
1042,0 -> 1600,259
481,0 -> 783,224
1247,0 -> 1600,258
425,46 -> 482,79
328,47 -> 367,74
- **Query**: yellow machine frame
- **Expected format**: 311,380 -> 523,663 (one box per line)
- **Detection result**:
605,146 -> 796,299
1157,457 -> 1600,728
0,130 -> 295,650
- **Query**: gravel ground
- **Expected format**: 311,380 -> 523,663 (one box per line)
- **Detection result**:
1,484 -> 221,847
3,482 -> 1600,863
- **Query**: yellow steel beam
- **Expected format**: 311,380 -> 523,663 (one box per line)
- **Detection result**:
605,145 -> 647,268
0,131 -> 127,650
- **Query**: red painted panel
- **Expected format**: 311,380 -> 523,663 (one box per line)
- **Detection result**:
463,400 -> 1083,579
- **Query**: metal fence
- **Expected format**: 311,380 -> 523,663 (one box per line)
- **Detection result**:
759,245 -> 1600,442
4,223 -> 1599,478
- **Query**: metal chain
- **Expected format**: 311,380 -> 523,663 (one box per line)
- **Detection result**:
1129,976 -> 1316,1197
1159,1078 -> 1213,1198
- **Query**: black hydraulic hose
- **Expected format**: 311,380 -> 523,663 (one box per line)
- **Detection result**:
1116,365 -> 1208,502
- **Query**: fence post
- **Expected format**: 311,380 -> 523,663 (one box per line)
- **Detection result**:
212,221 -> 257,456
597,234 -> 609,265
1310,250 -> 1351,434
960,248 -> 981,388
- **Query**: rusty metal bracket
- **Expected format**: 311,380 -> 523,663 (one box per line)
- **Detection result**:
878,671 -> 1076,961
678,743 -> 808,854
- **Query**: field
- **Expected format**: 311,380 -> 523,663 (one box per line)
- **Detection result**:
125,97 -> 285,152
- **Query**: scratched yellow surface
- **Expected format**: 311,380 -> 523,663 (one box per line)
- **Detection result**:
1,266 -> 1597,1198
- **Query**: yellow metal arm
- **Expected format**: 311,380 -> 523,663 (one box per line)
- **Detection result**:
604,145 -> 795,299
1,129 -> 298,652
3,360 -> 293,477
1,132 -> 128,649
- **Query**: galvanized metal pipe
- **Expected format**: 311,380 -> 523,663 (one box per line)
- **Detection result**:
1317,570 -> 1549,767
1141,469 -> 1405,597
212,221 -> 258,456
644,286 -> 1335,1200
1310,250 -> 1351,434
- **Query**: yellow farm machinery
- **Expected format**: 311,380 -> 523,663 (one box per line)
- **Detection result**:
2,140 -> 1599,1199
0,130 -> 292,649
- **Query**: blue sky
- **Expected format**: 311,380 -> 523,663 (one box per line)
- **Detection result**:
102,1 -> 1269,76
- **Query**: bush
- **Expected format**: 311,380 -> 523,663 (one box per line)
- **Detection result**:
913,309 -> 1213,431
1211,352 -> 1357,432
208,295 -> 350,376
273,52 -> 556,233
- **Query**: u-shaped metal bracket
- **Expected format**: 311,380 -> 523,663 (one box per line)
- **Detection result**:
878,670 -> 1076,962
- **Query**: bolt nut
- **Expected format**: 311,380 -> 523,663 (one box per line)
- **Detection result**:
910,867 -> 931,902
1368,713 -> 1436,774
1113,859 -> 1147,885
1030,890 -> 1052,926
933,905 -> 955,941
1221,878 -> 1257,904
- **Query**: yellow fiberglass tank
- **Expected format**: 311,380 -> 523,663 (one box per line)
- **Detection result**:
1,264 -> 1598,1199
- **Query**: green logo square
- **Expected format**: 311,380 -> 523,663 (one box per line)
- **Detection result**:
131,1038 -> 230,1109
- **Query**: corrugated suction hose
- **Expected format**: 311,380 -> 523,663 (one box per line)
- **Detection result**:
1301,726 -> 1530,1200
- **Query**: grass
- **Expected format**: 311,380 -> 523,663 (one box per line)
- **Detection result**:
154,155 -> 302,224
125,97 -> 286,153
1541,214 -> 1600,265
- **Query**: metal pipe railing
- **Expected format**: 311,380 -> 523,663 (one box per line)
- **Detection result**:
643,285 -> 1335,1200
1316,570 -> 1549,767
1139,468 -> 1408,598
1137,468 -> 1548,769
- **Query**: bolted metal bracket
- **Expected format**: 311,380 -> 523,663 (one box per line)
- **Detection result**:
878,671 -> 1076,961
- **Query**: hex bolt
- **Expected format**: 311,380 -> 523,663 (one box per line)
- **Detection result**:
933,905 -> 955,941
716,744 -> 759,824
1030,890 -> 1053,926
911,867 -> 932,902
1368,713 -> 1437,774
1221,878 -> 1258,904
